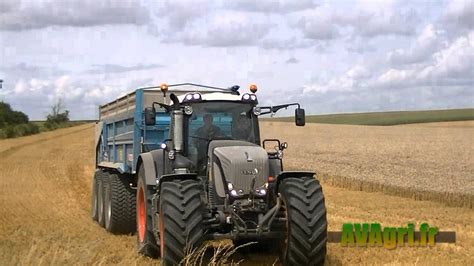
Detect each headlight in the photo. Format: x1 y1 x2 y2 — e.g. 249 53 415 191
184 105 193 115
255 183 268 196
241 93 257 103
183 93 202 102
253 107 261 115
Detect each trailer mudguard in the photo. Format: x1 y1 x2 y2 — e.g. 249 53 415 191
274 171 316 192
94 121 104 166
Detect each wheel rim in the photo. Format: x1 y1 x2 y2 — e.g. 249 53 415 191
92 179 98 217
159 207 164 257
98 181 104 221
281 197 289 260
105 184 111 226
137 186 146 242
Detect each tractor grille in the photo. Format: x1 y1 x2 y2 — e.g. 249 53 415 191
213 145 269 196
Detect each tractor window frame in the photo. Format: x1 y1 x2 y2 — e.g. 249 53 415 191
182 101 260 168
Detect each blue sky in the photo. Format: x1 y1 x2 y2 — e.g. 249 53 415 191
0 0 473 120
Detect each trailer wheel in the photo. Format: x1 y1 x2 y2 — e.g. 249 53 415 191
104 172 136 234
97 172 107 227
159 180 204 265
136 164 159 258
91 170 104 222
278 177 327 266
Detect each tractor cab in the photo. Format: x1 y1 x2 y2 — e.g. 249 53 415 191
182 95 261 175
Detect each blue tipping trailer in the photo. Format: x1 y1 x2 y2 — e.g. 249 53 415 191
95 87 193 174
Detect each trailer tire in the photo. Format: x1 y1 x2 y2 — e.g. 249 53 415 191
104 172 136 234
97 172 107 227
91 170 104 222
136 164 160 258
278 177 327 266
159 180 204 266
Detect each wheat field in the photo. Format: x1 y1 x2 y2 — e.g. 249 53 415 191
0 122 473 265
260 121 474 208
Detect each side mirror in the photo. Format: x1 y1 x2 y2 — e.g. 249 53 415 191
295 108 305 126
144 107 156 125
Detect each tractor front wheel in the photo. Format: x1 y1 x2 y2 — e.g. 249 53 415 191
159 179 204 265
278 177 327 266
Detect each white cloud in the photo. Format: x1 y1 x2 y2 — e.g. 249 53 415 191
443 0 474 30
377 68 412 87
388 24 445 65
0 0 150 31
285 57 299 64
303 65 371 93
156 0 210 30
1 0 472 119
335 3 419 37
425 31 474 79
293 7 340 40
378 31 474 88
166 12 274 47
225 0 317 13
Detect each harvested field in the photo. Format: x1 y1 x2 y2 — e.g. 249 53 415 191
0 123 473 265
269 108 474 126
260 121 474 208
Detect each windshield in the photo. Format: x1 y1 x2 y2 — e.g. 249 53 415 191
184 101 259 173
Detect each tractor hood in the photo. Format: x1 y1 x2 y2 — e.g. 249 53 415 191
209 141 269 197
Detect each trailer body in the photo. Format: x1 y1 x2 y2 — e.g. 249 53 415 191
95 88 193 174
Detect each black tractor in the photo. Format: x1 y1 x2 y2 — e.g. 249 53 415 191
92 83 327 265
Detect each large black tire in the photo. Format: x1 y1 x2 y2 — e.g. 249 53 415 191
136 164 160 258
97 172 107 227
278 177 327 266
91 170 104 222
104 172 136 234
159 180 204 265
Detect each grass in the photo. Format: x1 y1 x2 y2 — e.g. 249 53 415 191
181 241 258 265
266 108 474 126
0 120 91 139
31 120 92 132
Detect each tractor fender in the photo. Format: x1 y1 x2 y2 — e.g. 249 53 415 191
138 150 169 186
274 171 316 193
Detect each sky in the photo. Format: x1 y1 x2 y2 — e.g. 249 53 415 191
0 0 473 120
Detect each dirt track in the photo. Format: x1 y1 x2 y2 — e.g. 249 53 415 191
0 123 473 265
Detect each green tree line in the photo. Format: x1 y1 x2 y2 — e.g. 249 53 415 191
0 100 71 139
0 102 39 138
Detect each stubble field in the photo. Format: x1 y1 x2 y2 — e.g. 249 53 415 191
0 122 473 265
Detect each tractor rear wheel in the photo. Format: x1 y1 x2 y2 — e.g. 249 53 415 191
136 164 160 258
104 172 136 234
159 180 204 265
278 177 327 266
91 170 104 222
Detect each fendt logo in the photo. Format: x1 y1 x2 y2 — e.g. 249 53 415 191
241 168 258 176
